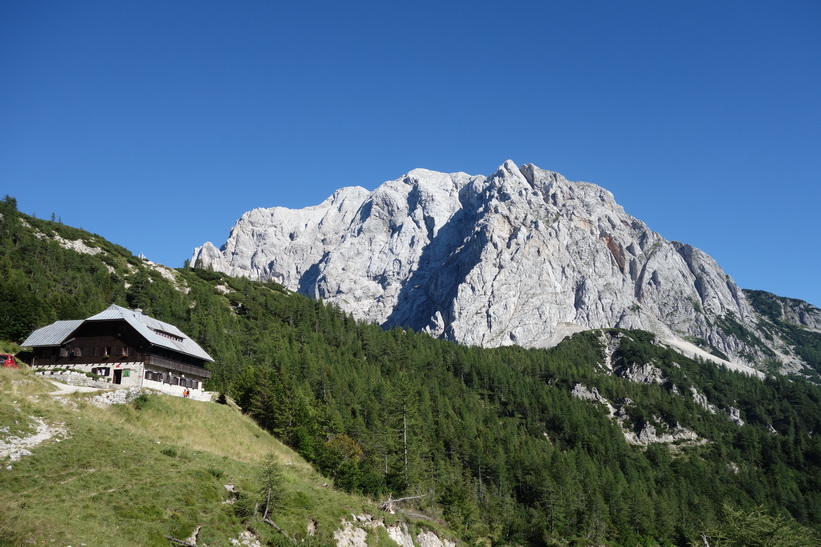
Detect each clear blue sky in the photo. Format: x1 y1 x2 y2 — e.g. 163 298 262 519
2 1 819 306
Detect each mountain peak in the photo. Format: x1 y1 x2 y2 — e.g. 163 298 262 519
494 159 528 183
500 159 521 173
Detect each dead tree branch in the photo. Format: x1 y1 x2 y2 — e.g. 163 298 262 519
380 492 429 513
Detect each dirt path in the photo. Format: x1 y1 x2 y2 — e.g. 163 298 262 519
48 380 101 395
0 381 84 464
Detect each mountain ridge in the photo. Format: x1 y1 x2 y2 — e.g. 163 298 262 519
193 161 821 377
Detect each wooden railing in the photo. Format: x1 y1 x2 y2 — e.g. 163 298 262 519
144 354 212 379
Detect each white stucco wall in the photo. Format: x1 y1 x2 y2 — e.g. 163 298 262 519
36 361 210 400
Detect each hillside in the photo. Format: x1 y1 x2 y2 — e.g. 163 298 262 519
0 368 447 546
2 196 821 545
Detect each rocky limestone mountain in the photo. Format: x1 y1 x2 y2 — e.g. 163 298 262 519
744 289 821 330
192 161 818 374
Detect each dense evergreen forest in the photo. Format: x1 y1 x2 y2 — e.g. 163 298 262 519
2 196 820 546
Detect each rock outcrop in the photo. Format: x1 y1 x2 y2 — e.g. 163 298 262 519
744 289 821 330
0 417 68 463
193 161 809 371
333 515 456 547
570 383 703 446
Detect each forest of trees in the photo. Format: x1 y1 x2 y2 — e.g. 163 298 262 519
2 196 820 545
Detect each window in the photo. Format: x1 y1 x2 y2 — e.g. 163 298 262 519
123 369 130 377
144 370 163 382
152 329 184 342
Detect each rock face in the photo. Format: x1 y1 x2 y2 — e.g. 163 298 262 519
743 289 821 330
192 161 803 370
333 515 456 547
570 383 703 446
616 363 666 385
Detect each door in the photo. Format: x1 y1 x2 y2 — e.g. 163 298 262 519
113 369 122 385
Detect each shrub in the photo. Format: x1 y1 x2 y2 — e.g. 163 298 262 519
132 393 152 410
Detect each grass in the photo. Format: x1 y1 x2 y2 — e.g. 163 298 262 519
0 367 380 546
0 340 22 354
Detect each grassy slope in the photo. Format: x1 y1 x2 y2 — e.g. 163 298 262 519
0 368 394 547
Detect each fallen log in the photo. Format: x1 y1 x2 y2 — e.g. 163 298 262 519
263 517 297 544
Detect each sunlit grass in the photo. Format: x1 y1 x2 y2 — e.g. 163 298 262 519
0 340 22 354
0 367 56 438
0 365 53 397
90 392 309 467
0 369 376 546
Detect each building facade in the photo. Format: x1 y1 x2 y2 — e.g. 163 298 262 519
23 305 213 398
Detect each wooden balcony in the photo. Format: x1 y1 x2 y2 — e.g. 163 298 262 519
143 354 212 379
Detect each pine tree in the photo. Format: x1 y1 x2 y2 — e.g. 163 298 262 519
257 452 284 520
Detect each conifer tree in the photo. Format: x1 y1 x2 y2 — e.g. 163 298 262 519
257 452 284 520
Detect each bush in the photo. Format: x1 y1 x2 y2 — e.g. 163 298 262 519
132 393 152 410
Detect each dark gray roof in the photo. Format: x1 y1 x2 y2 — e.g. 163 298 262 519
87 305 213 362
22 305 213 362
22 320 84 347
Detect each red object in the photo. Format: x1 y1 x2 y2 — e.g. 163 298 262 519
1 354 19 368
